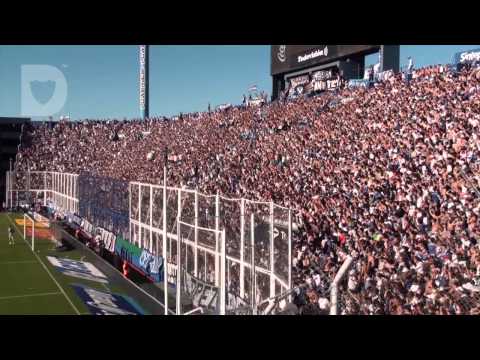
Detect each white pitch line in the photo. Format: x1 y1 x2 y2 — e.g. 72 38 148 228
6 213 81 315
0 292 61 301
0 260 38 265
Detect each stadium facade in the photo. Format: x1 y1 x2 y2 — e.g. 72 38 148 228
271 45 400 100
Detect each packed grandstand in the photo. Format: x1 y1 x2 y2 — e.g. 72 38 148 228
11 61 480 315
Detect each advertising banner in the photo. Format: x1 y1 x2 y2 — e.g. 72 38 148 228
249 98 264 107
72 284 144 315
32 211 50 226
15 218 50 229
217 103 232 110
348 79 370 88
115 236 162 282
139 45 146 111
80 219 94 238
288 75 310 97
97 227 116 253
377 69 394 82
183 271 219 311
67 212 83 228
312 70 332 81
271 45 378 75
453 48 480 65
46 256 109 284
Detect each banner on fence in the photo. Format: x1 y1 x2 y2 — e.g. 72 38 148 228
183 271 219 311
97 227 116 253
114 236 162 282
377 69 394 82
348 79 370 88
80 219 94 239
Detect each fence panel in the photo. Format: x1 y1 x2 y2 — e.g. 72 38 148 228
6 171 293 314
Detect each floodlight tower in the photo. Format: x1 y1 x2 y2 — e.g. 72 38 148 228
139 45 150 119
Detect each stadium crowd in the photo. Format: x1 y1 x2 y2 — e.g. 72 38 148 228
14 62 480 314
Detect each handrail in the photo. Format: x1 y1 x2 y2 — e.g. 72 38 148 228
183 307 204 315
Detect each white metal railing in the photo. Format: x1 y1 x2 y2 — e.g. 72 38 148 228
329 256 353 315
6 169 294 315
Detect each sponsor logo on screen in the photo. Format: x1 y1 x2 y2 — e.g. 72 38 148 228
453 48 480 65
47 256 109 283
297 46 329 63
277 45 286 63
460 50 480 63
72 284 144 315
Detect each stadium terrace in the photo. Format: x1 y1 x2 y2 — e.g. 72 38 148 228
4 58 480 315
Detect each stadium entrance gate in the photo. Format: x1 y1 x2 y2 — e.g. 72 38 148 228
6 170 293 315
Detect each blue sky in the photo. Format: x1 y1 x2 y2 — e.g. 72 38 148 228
0 45 478 121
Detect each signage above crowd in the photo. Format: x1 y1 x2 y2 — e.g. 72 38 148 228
453 48 480 66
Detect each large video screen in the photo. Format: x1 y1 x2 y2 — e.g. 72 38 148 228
271 45 379 75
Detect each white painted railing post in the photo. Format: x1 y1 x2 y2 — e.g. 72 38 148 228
288 209 292 302
251 212 257 315
176 217 182 315
215 191 220 287
270 202 275 298
150 185 153 253
163 167 168 315
220 229 226 315
194 189 198 277
240 198 245 299
330 256 353 315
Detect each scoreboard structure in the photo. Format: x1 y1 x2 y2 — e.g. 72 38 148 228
271 45 400 100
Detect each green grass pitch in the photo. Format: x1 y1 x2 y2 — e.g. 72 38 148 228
0 212 144 315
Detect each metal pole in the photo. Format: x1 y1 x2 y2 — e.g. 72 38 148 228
10 171 13 210
44 172 47 206
220 229 226 315
150 185 153 253
194 190 198 277
163 167 168 315
251 213 257 315
176 218 182 315
270 202 275 298
329 256 353 315
5 171 9 209
288 209 293 302
128 183 132 242
137 184 141 247
240 198 245 299
8 172 11 209
330 285 338 315
215 191 220 287
27 160 30 206
177 189 182 233
32 219 35 252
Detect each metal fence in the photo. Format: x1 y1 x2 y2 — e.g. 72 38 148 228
6 170 78 215
129 179 293 314
6 170 293 314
